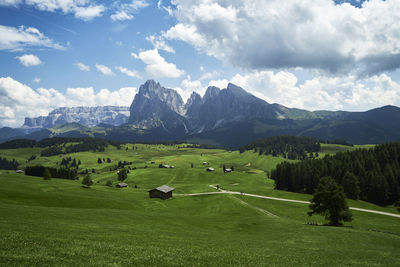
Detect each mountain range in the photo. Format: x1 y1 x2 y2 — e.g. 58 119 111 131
1 80 400 148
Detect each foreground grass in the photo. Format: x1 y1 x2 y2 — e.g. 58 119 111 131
0 144 399 266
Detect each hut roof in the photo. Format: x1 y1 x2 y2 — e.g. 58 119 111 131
149 185 174 193
116 183 128 188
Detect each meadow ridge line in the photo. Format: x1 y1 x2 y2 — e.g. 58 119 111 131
175 190 400 218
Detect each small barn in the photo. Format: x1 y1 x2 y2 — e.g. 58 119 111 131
116 183 128 188
15 170 24 174
148 185 174 200
206 167 215 172
224 168 232 173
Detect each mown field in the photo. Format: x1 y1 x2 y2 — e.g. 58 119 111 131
0 143 399 266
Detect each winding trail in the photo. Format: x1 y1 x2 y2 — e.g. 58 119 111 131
175 186 400 219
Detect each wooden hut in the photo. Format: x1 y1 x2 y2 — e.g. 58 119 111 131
148 185 174 200
116 183 128 188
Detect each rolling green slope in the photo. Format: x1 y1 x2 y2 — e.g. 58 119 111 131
0 144 399 266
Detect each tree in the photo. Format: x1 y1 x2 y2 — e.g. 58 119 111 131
118 169 128 181
97 158 102 164
191 163 194 168
308 176 352 226
342 171 360 200
43 168 51 180
82 174 93 187
105 180 113 187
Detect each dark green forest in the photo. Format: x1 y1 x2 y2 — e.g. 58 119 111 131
271 142 400 206
239 136 321 160
0 157 19 170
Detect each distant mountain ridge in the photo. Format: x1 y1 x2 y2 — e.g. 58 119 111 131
2 80 400 147
23 106 130 128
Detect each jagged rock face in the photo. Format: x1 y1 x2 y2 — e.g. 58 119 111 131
185 83 279 132
129 80 188 135
23 106 130 128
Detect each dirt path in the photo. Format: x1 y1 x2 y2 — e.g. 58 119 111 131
176 186 400 219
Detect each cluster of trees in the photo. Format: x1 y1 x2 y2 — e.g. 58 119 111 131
25 165 77 180
239 136 321 160
40 146 63 157
61 157 81 168
0 157 19 170
271 142 400 206
0 139 37 149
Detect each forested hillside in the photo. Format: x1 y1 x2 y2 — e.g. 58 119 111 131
239 136 321 160
271 142 400 206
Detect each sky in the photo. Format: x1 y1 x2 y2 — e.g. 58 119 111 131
1 0 400 127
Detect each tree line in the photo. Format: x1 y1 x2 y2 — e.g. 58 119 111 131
239 136 321 160
25 166 77 180
0 137 122 149
271 142 400 206
0 157 19 170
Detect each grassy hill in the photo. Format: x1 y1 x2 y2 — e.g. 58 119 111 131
0 143 399 266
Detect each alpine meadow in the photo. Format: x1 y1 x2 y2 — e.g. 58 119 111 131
1 0 400 266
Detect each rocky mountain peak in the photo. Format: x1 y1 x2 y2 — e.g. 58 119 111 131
203 86 220 102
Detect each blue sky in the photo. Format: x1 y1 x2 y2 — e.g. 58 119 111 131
1 0 400 127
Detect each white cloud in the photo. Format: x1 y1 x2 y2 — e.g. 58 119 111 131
131 49 184 78
166 0 400 75
0 0 21 6
111 10 133 21
96 64 114 76
146 35 175 53
0 76 136 127
74 62 90 72
207 70 400 111
110 0 149 21
73 4 105 21
0 25 64 51
33 77 40 83
16 54 42 66
25 0 104 21
116 66 141 78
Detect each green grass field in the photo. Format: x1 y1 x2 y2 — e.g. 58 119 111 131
0 143 399 266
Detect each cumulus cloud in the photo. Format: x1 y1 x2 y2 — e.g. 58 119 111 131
74 62 90 71
95 64 114 76
25 0 104 21
116 66 141 78
207 70 400 111
165 0 400 75
110 0 149 21
0 25 64 51
16 54 42 66
33 77 40 83
146 35 175 53
131 49 184 78
0 77 136 127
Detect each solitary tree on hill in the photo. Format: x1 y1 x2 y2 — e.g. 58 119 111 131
118 169 128 181
308 176 352 226
82 174 93 187
43 168 51 180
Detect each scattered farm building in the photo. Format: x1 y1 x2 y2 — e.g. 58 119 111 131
206 167 215 172
224 168 232 173
15 170 24 174
116 183 128 188
202 162 208 165
148 185 174 200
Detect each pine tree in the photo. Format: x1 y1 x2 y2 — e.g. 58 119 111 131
308 176 352 226
82 174 93 187
342 171 360 200
43 168 51 180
